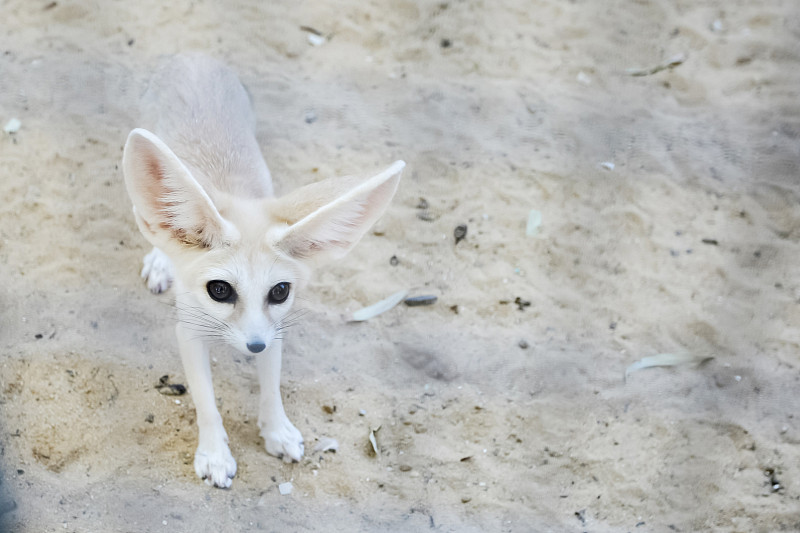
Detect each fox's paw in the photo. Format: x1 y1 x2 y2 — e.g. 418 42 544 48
260 416 304 463
194 445 237 489
141 247 173 294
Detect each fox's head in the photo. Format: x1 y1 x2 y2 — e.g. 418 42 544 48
122 128 404 355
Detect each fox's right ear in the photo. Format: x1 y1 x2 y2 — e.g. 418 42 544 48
271 161 405 264
122 128 236 250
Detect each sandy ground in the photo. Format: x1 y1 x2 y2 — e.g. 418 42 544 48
1 1 799 531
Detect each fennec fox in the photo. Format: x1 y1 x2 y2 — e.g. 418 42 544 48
122 55 404 488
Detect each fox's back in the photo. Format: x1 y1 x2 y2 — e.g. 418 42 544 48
141 54 273 198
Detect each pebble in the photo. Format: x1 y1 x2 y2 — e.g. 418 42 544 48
404 295 437 307
278 482 293 495
159 384 186 396
156 375 187 396
518 339 529 349
454 224 467 244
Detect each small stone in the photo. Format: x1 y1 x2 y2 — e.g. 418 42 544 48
156 375 187 396
389 255 399 266
145 414 155 423
278 482 293 495
461 496 471 503
518 339 529 349
404 295 437 307
454 224 467 244
398 464 412 472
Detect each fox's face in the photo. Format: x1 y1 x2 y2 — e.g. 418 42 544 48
176 241 307 355
122 128 404 354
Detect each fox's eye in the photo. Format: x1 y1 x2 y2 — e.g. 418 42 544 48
268 282 291 304
207 280 236 303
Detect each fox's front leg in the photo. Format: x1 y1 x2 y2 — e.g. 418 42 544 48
176 323 237 488
257 339 304 462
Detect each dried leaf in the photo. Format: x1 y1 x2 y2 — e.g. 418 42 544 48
352 291 407 321
369 425 381 456
625 352 713 381
312 437 339 454
526 210 542 237
627 53 687 76
3 118 21 134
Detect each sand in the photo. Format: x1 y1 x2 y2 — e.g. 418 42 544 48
1 1 799 531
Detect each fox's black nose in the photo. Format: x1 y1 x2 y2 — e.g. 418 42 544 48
246 341 266 353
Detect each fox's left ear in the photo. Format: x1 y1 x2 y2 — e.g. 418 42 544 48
271 161 405 262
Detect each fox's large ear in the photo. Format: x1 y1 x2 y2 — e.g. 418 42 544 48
271 161 405 262
122 128 235 250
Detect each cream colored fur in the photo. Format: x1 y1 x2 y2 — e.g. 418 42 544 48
122 54 404 488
